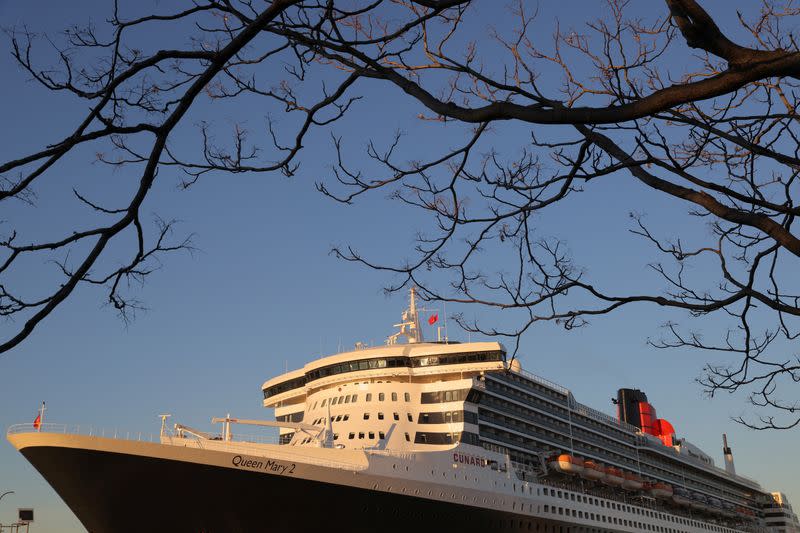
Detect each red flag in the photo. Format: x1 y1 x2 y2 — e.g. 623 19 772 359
428 314 438 325
33 413 41 430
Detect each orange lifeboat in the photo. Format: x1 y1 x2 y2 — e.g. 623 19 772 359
547 454 584 475
580 460 606 481
622 471 643 491
603 466 625 486
644 482 673 499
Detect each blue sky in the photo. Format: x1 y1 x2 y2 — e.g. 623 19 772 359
0 1 798 531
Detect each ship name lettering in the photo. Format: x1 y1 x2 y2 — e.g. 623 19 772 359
232 455 264 470
453 452 487 467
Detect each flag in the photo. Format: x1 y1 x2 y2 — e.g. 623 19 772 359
33 413 41 430
428 314 438 325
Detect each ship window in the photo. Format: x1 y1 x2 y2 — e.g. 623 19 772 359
393 412 399 421
358 432 365 439
359 361 369 370
378 412 384 420
335 415 342 422
333 434 339 440
391 392 398 401
338 395 345 404
343 414 349 421
364 413 370 420
379 432 385 440
366 393 372 401
405 432 410 442
404 392 410 402
344 395 351 404
379 393 385 401
369 432 375 439
348 432 355 439
407 413 413 422
321 399 327 407
352 394 358 402
331 397 338 405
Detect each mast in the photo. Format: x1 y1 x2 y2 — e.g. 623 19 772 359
386 287 424 345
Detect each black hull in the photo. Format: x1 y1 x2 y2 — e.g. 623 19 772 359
22 446 580 533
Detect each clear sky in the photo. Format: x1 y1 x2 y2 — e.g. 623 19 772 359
0 1 797 531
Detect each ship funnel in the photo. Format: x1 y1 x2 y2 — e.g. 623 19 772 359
722 433 736 475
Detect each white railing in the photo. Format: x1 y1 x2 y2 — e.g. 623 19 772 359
570 399 640 433
7 423 162 442
513 367 570 395
7 423 280 446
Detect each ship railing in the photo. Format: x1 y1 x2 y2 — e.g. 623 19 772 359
569 399 641 433
7 424 279 447
511 367 570 396
7 423 163 443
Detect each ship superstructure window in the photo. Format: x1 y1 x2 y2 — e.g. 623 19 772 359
407 413 413 422
302 351 504 384
404 392 410 401
420 388 473 404
276 411 304 423
378 412 384 420
414 431 479 445
379 393 385 401
391 392 398 401
364 413 370 420
417 410 474 424
393 412 399 421
405 432 410 441
366 393 372 401
379 431 385 440
348 432 355 439
263 375 307 399
369 432 375 439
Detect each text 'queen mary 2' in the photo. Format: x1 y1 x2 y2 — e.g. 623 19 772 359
8 289 799 533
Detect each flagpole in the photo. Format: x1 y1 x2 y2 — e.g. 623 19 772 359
38 402 45 432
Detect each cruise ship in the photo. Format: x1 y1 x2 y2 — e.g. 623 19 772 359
7 289 797 533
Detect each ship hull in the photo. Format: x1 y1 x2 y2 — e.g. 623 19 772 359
19 441 574 533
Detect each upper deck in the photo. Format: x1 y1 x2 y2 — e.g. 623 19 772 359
262 341 506 404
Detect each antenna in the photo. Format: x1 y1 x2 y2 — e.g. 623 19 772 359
386 287 424 345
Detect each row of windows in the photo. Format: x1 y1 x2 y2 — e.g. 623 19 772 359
414 431 480 446
421 388 481 404
276 411 304 423
263 351 504 398
418 410 477 424
311 414 350 425
313 391 412 409
540 487 739 532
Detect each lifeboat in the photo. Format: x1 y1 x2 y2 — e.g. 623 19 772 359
622 472 643 491
645 482 673 499
548 454 584 475
690 494 708 511
580 460 606 481
603 466 625 486
672 487 692 506
707 497 723 514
